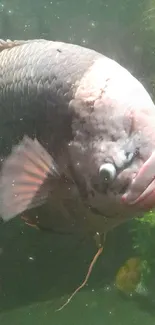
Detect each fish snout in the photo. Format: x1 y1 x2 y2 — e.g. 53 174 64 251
122 151 155 210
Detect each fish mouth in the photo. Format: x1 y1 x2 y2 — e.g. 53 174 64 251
122 151 155 209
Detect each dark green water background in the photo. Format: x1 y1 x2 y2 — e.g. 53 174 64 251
0 0 155 324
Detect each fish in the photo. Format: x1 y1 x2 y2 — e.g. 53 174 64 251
0 38 155 236
115 257 141 294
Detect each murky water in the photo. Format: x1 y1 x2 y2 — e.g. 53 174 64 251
0 219 154 325
0 0 155 324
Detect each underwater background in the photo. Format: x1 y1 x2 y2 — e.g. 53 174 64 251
1 0 155 324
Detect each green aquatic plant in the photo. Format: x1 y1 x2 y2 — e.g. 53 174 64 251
129 210 155 296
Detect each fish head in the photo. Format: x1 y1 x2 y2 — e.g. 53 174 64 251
68 57 155 222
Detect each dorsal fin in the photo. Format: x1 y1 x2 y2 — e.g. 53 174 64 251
0 39 46 53
0 39 26 52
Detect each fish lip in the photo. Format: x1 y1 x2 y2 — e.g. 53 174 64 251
122 151 155 209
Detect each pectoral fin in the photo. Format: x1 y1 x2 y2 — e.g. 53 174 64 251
0 136 59 221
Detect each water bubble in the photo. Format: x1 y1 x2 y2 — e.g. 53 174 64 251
68 35 75 43
0 3 4 12
109 309 115 316
89 20 97 28
7 9 14 16
81 38 88 45
24 24 31 32
104 284 112 292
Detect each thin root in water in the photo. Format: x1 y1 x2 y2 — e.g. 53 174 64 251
56 245 103 311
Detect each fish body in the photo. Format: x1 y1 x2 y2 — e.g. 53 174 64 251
0 39 155 235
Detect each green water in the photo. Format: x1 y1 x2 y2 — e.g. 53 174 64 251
1 0 155 324
0 220 154 325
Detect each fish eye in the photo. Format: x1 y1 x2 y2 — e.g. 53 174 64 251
99 163 116 184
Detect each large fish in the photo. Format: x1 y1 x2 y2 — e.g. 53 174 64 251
0 38 155 236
